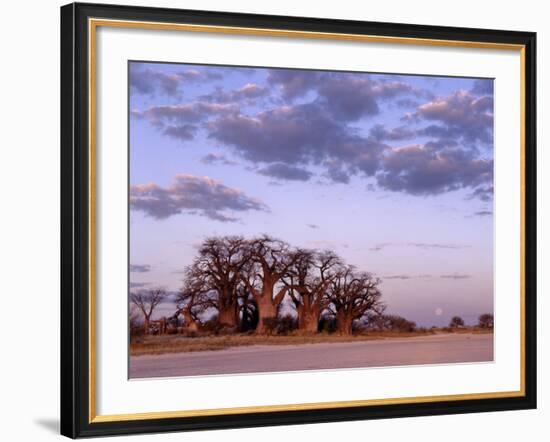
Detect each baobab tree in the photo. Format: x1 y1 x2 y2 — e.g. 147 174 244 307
242 235 298 334
285 249 341 333
184 236 250 329
235 261 259 331
130 287 167 334
325 266 384 335
175 278 207 332
172 235 387 336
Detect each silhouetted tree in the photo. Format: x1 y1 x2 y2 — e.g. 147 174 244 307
183 236 250 329
242 235 298 333
366 314 416 332
175 278 206 332
449 316 465 328
130 287 166 334
325 265 384 335
171 235 387 337
478 313 494 328
285 249 341 333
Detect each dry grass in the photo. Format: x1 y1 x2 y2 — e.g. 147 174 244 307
131 330 434 356
130 328 493 356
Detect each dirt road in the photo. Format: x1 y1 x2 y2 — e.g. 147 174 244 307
129 333 493 378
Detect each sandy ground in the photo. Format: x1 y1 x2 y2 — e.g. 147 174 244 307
129 332 493 378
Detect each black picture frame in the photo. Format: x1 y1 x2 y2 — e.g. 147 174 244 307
61 2 537 438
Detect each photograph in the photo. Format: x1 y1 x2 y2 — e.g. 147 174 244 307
128 61 495 379
55 1 537 438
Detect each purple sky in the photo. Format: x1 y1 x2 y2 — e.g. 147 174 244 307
129 61 494 327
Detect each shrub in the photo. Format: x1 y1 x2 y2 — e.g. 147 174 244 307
200 316 220 334
449 316 465 328
365 314 416 332
478 313 494 328
276 315 298 334
318 316 337 333
261 317 279 334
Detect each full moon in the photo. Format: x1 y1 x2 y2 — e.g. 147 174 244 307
435 308 443 316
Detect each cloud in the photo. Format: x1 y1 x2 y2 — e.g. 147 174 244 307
130 264 151 273
440 273 471 279
134 102 238 126
267 70 423 121
130 174 268 221
409 242 465 250
132 102 238 142
370 242 466 251
407 90 494 144
267 69 321 100
471 79 494 95
323 160 352 184
257 163 313 181
200 152 238 166
130 65 183 96
206 77 492 197
130 282 149 288
208 102 384 178
162 124 197 141
129 65 223 96
473 210 493 217
376 144 493 196
201 83 268 103
468 185 494 202
132 66 493 200
383 273 434 280
316 75 381 121
369 124 415 141
395 98 421 108
306 240 349 250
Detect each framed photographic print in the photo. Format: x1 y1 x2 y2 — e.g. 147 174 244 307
60 2 537 438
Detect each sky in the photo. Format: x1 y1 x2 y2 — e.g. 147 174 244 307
129 61 494 327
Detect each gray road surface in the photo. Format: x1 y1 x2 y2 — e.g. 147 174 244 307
130 333 493 379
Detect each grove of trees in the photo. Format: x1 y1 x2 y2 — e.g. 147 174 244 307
174 235 385 336
130 235 495 337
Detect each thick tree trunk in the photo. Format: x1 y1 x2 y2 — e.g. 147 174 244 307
256 293 278 334
143 316 150 335
182 311 198 332
218 303 237 329
297 304 320 333
336 313 353 336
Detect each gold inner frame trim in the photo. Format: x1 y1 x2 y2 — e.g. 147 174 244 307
88 17 527 424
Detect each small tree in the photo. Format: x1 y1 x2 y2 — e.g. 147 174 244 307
325 265 384 336
130 288 167 334
478 313 494 328
449 316 465 329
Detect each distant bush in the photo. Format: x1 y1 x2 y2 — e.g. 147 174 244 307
449 316 465 328
478 313 494 328
261 317 279 334
318 316 337 333
200 316 220 334
276 315 298 334
366 314 417 332
130 314 144 337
